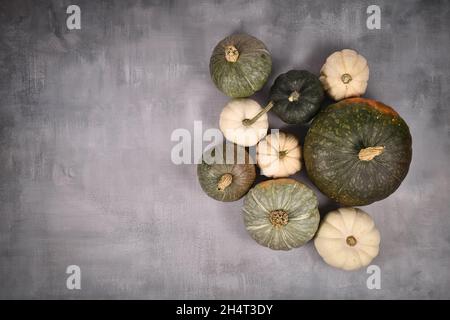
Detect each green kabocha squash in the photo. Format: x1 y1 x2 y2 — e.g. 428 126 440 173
197 143 256 202
269 70 324 124
243 178 320 250
304 98 412 206
209 34 272 98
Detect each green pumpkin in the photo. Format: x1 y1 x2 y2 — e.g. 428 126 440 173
304 98 412 206
269 70 324 124
243 178 320 250
209 34 272 98
197 143 256 202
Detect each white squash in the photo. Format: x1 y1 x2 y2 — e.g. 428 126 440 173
314 207 380 271
257 131 301 178
219 98 273 147
319 49 369 101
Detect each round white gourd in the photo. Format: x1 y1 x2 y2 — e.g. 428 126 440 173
219 98 271 147
314 207 380 271
257 131 301 178
319 49 369 101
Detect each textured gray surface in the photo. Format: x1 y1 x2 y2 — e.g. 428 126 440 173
0 0 449 299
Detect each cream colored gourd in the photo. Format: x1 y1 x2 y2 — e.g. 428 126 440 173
257 132 301 178
320 49 369 101
219 98 272 147
314 207 380 271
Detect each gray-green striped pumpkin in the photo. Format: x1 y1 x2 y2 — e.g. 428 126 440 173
197 143 256 202
304 98 412 206
209 34 272 98
270 70 324 124
243 178 320 250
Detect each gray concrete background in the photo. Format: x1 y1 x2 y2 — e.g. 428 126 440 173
0 0 449 299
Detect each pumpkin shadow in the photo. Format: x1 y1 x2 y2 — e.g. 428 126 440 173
319 95 335 111
317 198 340 219
278 123 309 144
253 167 271 185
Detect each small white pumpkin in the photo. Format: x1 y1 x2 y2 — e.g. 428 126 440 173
257 131 301 178
219 98 273 147
319 49 369 101
314 207 380 271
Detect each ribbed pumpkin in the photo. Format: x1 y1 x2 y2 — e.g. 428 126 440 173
314 207 380 271
209 34 272 98
197 143 256 202
219 98 269 147
257 131 302 178
304 98 412 206
269 70 324 124
243 179 320 250
319 49 369 101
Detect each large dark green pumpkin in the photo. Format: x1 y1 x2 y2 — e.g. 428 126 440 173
209 34 272 98
304 98 412 206
197 143 256 202
270 70 324 124
243 178 320 250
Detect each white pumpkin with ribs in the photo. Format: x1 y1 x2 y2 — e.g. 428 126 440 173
320 49 369 101
257 131 301 178
314 207 380 271
219 98 271 147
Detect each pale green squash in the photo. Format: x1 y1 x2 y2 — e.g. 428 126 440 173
243 178 320 250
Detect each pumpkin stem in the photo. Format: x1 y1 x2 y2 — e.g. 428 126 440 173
217 173 233 191
242 101 274 126
341 73 352 84
358 146 385 161
224 45 239 63
269 210 289 228
278 150 288 159
288 90 300 102
346 235 357 247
